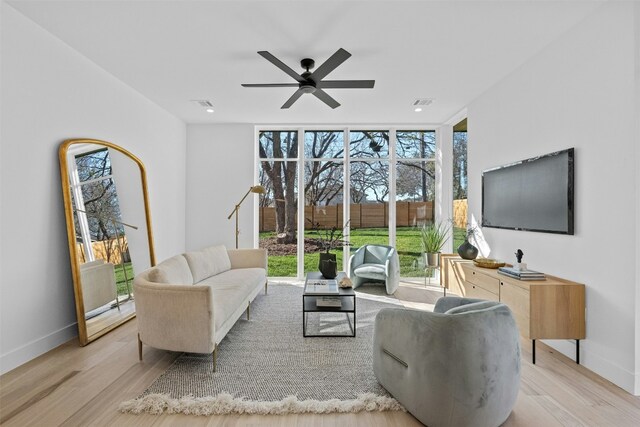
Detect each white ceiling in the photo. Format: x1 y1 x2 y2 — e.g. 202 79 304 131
8 0 603 125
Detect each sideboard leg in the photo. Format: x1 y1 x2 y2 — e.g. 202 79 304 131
576 340 580 364
532 339 536 364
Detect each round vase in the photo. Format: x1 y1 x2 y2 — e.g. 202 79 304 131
457 239 479 260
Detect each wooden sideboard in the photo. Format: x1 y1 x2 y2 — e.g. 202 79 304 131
441 257 586 364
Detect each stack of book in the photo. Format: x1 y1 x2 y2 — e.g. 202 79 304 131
305 279 339 294
498 266 546 281
316 296 342 307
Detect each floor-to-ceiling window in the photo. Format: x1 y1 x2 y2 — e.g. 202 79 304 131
303 131 345 273
257 130 298 277
348 131 390 262
453 119 468 249
256 127 441 279
395 131 436 276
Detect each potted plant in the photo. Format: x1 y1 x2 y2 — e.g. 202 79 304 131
309 220 350 279
421 221 452 267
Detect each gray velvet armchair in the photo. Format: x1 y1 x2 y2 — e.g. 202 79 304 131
373 297 521 427
349 244 399 294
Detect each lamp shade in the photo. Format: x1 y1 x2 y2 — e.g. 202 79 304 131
250 185 266 194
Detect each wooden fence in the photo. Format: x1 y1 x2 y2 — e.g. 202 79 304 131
259 199 468 231
76 236 130 264
260 202 434 231
453 199 468 228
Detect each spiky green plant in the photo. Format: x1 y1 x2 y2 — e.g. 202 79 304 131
421 221 452 253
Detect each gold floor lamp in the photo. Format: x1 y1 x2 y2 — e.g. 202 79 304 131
227 185 266 249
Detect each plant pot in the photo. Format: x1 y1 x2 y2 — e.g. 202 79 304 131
318 253 337 279
457 238 479 260
424 252 440 267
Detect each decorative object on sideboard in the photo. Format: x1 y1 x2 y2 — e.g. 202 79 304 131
227 185 266 249
514 249 527 270
457 225 479 260
473 258 506 269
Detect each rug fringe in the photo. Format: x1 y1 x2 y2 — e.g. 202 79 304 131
119 392 405 416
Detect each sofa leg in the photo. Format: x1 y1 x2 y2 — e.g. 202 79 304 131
247 302 251 320
137 333 142 361
212 345 217 372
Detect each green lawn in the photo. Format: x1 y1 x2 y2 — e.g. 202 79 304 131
113 262 134 296
261 227 465 277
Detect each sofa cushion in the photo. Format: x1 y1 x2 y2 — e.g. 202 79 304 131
199 268 266 296
184 245 231 283
211 286 250 332
147 255 194 285
354 263 387 280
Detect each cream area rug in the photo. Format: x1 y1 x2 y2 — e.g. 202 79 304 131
119 283 405 416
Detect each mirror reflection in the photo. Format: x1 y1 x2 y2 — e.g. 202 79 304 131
60 139 155 345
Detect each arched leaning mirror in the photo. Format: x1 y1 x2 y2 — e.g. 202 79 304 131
59 139 156 345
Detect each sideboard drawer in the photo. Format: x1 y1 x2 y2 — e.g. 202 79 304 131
463 265 500 295
500 281 531 338
465 282 500 302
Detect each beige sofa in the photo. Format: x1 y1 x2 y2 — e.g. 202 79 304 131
80 259 117 313
134 245 267 370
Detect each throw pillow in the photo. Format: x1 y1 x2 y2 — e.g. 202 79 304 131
184 245 231 283
147 255 194 285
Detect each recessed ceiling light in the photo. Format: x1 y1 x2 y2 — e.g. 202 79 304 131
414 107 422 112
206 108 215 113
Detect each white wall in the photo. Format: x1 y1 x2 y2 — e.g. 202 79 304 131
185 124 255 251
0 3 187 374
467 2 638 393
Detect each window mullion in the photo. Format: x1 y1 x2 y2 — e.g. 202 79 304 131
343 127 351 273
297 128 305 280
389 129 396 248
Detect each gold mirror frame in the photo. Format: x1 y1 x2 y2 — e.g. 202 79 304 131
59 138 156 345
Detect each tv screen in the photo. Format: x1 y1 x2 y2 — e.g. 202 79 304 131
482 148 574 234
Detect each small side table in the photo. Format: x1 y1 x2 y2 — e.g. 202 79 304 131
303 272 356 337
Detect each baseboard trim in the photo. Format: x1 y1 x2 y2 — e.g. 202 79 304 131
543 339 638 395
0 323 77 375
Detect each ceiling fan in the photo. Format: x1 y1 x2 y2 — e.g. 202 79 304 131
241 48 375 109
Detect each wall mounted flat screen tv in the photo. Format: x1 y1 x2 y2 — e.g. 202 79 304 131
482 148 574 234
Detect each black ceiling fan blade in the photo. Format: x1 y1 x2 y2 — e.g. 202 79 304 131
281 88 305 109
310 48 351 81
258 51 305 83
313 89 340 109
318 80 375 89
242 83 300 87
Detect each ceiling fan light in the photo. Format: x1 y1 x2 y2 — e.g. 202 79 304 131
300 85 316 94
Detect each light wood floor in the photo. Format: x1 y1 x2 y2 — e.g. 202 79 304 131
2 282 640 426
